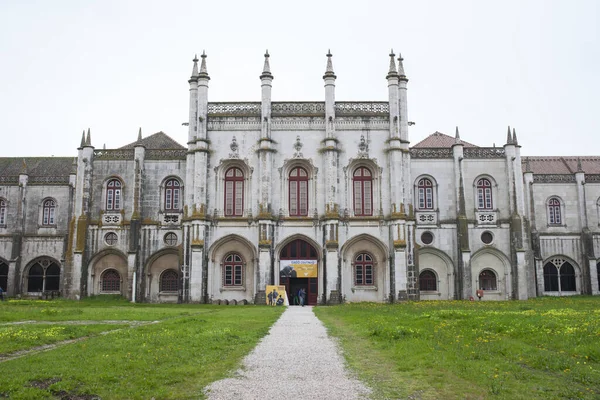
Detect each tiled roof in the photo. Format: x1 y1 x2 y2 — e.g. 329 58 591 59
0 157 76 177
523 156 600 174
412 131 478 148
119 131 185 150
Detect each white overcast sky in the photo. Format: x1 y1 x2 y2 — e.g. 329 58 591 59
0 0 598 157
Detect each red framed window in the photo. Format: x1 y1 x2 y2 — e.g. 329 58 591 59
165 179 181 211
479 270 497 290
160 269 179 292
42 199 56 225
548 198 561 225
101 269 121 292
477 178 493 210
419 270 437 291
0 199 6 225
289 167 309 216
106 179 122 211
353 167 373 216
417 178 433 210
224 168 244 216
223 253 243 286
354 253 374 286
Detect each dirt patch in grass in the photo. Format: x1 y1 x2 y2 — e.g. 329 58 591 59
27 378 100 399
28 377 61 389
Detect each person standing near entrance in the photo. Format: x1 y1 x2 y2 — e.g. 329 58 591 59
298 287 306 307
0 286 4 301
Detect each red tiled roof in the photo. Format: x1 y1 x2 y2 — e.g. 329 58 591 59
523 157 600 174
412 132 478 148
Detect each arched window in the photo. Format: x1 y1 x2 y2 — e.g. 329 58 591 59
164 179 181 211
42 199 56 225
476 178 493 210
0 199 6 225
544 260 577 292
160 269 179 292
548 198 561 225
0 261 8 293
224 168 244 216
543 263 559 291
101 269 121 292
479 270 497 291
419 270 437 291
354 253 374 286
353 167 373 216
106 179 122 211
26 259 60 293
417 178 434 210
289 167 309 216
223 253 243 286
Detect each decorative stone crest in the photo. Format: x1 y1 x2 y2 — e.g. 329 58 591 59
293 135 303 158
229 136 239 158
357 134 368 158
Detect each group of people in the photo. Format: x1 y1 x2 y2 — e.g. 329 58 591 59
267 287 306 307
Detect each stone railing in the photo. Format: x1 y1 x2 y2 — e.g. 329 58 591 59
29 176 70 185
415 211 438 225
533 174 577 183
410 148 453 159
208 102 261 116
335 102 389 116
584 174 600 183
0 176 19 184
94 149 135 160
475 211 497 225
102 213 122 226
463 148 505 159
272 102 325 116
146 149 188 160
160 212 182 226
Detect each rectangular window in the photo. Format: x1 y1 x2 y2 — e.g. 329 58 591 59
166 189 172 210
43 207 50 225
290 183 298 215
173 189 180 210
355 265 363 285
225 181 233 215
425 188 432 209
364 181 372 215
299 181 308 216
365 265 373 285
0 207 5 225
234 265 242 285
354 181 362 215
224 265 233 286
235 181 243 216
418 188 425 209
114 189 121 210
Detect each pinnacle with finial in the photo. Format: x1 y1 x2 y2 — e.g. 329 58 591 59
86 128 91 146
506 126 512 144
80 130 86 147
455 126 461 141
137 127 142 142
577 157 583 172
512 128 518 145
190 54 199 78
324 50 336 79
397 53 406 78
387 50 399 79
261 49 273 79
199 50 210 79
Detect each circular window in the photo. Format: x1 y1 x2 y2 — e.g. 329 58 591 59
421 231 434 245
481 231 493 244
164 232 178 246
104 232 118 246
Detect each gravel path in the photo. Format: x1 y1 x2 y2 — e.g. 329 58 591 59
204 306 371 399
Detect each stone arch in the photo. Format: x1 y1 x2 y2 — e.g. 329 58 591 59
207 234 257 304
340 234 388 302
418 247 454 300
279 158 318 217
344 158 382 217
541 255 581 295
23 256 62 294
145 248 181 303
413 174 439 211
88 249 128 297
471 247 511 300
160 175 184 212
213 159 253 218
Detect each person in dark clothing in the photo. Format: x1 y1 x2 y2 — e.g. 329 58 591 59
298 287 306 306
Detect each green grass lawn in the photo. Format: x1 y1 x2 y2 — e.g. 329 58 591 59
314 297 600 400
0 297 284 399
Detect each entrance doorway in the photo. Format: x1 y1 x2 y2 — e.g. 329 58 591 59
279 239 318 306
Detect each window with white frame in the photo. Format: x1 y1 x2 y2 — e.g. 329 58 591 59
548 197 562 225
476 178 493 210
224 168 244 216
353 167 373 216
106 179 122 211
417 178 434 210
42 199 56 226
164 179 181 211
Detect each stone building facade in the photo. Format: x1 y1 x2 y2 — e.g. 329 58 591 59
0 51 599 304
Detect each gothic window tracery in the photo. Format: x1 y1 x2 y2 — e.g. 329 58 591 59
27 259 60 292
224 167 244 216
417 178 434 210
42 199 56 226
223 253 243 286
289 167 309 216
548 197 562 225
476 178 493 210
354 252 374 286
353 167 373 216
543 259 577 292
164 178 181 211
106 179 122 211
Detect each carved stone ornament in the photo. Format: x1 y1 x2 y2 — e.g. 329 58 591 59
357 134 368 158
229 136 239 158
293 135 303 158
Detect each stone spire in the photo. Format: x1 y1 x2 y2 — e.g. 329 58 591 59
397 53 407 81
137 127 142 142
80 130 86 147
455 126 461 141
260 50 273 79
386 49 398 79
190 54 199 80
506 126 512 144
323 49 336 79
199 50 210 80
512 128 518 145
86 128 92 146
577 157 584 172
